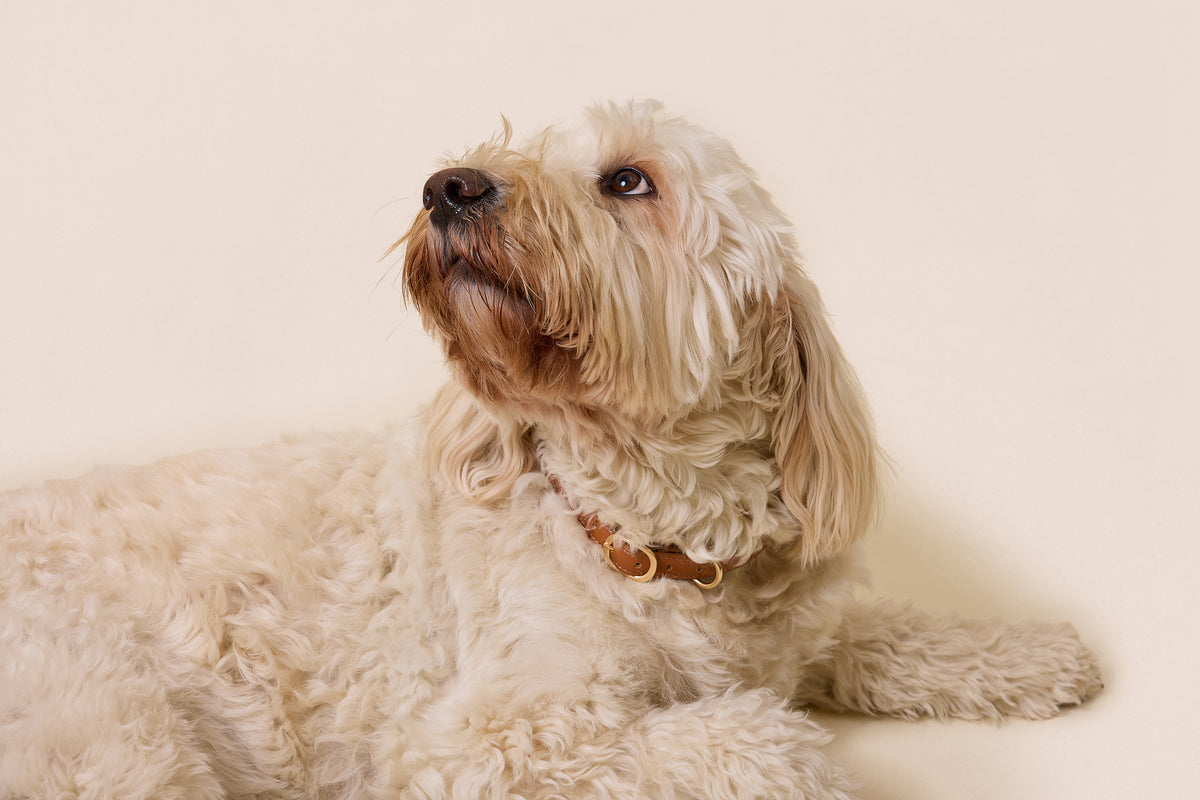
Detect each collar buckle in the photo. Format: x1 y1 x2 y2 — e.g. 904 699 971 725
602 537 658 582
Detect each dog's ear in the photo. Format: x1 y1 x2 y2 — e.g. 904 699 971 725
424 383 533 504
769 274 881 565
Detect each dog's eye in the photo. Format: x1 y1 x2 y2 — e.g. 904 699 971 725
608 167 653 196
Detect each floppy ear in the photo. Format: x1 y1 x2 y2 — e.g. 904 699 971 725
770 273 881 565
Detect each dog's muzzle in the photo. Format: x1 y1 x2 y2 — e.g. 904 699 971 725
422 167 496 228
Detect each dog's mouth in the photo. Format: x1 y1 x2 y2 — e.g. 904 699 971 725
406 222 550 368
403 205 535 321
441 255 537 328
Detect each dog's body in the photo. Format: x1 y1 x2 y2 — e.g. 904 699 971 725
0 103 1100 799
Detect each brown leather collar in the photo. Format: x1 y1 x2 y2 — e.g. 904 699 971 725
548 475 755 589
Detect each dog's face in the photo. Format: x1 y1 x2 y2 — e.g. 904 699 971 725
402 102 796 424
402 102 878 563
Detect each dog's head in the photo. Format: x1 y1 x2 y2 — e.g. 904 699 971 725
401 102 879 564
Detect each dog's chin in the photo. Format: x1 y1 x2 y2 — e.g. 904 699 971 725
434 260 576 407
402 213 579 410
442 259 528 323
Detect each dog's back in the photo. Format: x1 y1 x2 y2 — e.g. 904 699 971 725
0 428 420 798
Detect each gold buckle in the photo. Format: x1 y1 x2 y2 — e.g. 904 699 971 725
692 562 724 589
602 537 657 582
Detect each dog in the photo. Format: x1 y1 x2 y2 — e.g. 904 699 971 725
0 101 1101 799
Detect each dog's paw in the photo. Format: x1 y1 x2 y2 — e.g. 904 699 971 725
991 621 1104 720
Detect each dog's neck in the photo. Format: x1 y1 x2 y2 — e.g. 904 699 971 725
534 398 796 566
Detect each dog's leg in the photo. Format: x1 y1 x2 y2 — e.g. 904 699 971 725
395 689 855 800
793 597 1103 721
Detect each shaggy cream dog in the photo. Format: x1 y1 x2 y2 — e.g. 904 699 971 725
0 102 1101 799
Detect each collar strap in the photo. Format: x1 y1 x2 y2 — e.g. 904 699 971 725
548 475 755 589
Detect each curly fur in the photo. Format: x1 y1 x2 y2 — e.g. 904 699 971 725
0 102 1101 799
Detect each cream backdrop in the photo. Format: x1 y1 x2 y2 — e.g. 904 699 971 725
2 2 1196 798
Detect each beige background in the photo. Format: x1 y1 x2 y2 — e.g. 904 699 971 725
2 2 1197 797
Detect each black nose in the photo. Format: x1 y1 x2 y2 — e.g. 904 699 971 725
422 168 495 227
